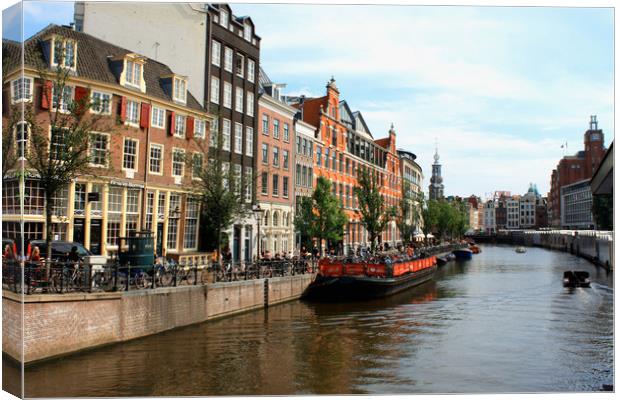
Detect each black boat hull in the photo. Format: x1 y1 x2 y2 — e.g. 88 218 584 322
301 265 437 302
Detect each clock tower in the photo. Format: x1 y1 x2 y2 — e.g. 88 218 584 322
428 142 444 200
584 115 605 177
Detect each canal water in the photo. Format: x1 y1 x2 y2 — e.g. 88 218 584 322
7 245 614 396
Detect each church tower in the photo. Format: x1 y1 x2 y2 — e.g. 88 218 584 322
429 142 444 200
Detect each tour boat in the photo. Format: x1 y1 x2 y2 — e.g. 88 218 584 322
563 271 591 288
452 248 473 260
301 255 438 301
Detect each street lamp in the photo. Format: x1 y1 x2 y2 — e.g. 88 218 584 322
252 204 263 262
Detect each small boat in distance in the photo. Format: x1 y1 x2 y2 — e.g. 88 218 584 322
515 247 527 253
453 248 473 260
563 271 591 288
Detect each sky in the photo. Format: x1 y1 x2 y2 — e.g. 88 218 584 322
2 1 614 199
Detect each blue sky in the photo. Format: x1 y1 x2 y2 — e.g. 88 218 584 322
3 1 614 199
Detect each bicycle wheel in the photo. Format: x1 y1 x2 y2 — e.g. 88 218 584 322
160 270 174 286
133 271 150 289
186 268 196 285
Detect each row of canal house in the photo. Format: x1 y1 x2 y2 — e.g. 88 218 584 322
3 3 415 260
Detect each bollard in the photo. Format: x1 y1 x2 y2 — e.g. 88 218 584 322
173 264 178 287
113 263 119 291
126 264 130 291
87 264 92 293
152 265 156 289
194 265 198 285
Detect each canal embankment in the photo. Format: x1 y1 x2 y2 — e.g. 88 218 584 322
470 230 614 271
3 273 314 364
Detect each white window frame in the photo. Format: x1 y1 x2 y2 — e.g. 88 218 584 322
52 85 74 114
125 99 140 127
192 152 203 180
16 122 29 160
244 166 253 203
122 137 139 172
173 77 187 104
51 38 77 70
89 131 110 168
90 90 112 115
246 91 254 117
222 119 231 151
234 122 243 154
212 40 221 66
223 82 232 109
174 114 186 138
224 47 233 72
149 143 164 175
247 59 255 83
283 123 290 142
11 76 33 103
220 9 229 28
243 23 252 42
245 127 253 157
125 59 142 88
194 119 206 139
235 86 244 113
171 148 185 178
236 53 244 78
210 76 220 104
151 105 165 129
210 118 219 148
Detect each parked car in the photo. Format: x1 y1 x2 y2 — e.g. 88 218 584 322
27 240 92 262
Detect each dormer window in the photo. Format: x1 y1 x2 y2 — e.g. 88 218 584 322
173 76 187 104
125 59 142 88
51 37 77 70
243 23 252 42
220 9 228 28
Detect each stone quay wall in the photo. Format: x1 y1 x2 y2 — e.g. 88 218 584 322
3 274 315 364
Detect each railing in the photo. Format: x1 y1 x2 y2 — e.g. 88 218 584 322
2 258 318 295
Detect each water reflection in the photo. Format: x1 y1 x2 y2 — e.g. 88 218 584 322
8 245 613 396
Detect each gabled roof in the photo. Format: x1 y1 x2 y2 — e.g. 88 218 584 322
4 24 205 112
352 111 372 138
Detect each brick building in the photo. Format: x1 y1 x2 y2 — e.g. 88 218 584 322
548 116 606 227
2 25 213 259
398 149 424 238
292 78 402 252
256 69 296 256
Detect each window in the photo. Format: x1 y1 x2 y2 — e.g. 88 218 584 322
150 106 165 128
324 148 329 168
302 166 307 187
235 87 244 113
125 59 142 87
173 77 187 103
296 164 301 185
273 212 279 227
262 114 269 135
172 148 185 177
272 174 279 196
211 40 221 66
222 162 230 189
191 153 203 180
210 76 220 104
244 167 253 202
183 198 199 249
50 127 66 160
126 99 139 125
123 138 138 170
261 172 268 195
283 177 289 198
52 85 73 113
233 164 242 194
283 150 289 169
106 187 123 246
317 146 322 165
222 119 231 151
272 146 279 167
246 92 254 116
220 9 229 27
262 143 268 164
247 59 255 83
302 138 307 156
91 91 111 114
90 184 103 217
194 119 206 139
174 114 186 137
11 77 33 103
243 22 252 42
235 54 244 77
246 127 253 157
223 82 232 108
234 123 243 154
52 38 76 69
16 122 28 160
296 136 302 154
149 143 163 174
210 118 219 148
283 123 290 142
224 47 233 72
74 183 86 216
89 133 108 166
273 119 280 139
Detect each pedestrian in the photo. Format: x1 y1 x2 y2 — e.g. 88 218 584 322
30 246 42 262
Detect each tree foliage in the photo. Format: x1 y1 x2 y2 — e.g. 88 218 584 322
421 198 468 243
354 168 395 251
294 176 347 255
396 182 423 245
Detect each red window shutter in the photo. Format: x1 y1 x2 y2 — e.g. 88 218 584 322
186 116 194 139
140 103 151 129
40 80 53 110
119 96 127 122
74 86 89 115
168 111 176 136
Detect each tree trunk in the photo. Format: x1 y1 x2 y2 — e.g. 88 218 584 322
45 191 54 282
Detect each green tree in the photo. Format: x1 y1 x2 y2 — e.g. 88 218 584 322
354 168 395 252
4 44 111 263
421 199 440 244
396 182 418 245
592 194 613 230
294 176 346 256
294 196 315 251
